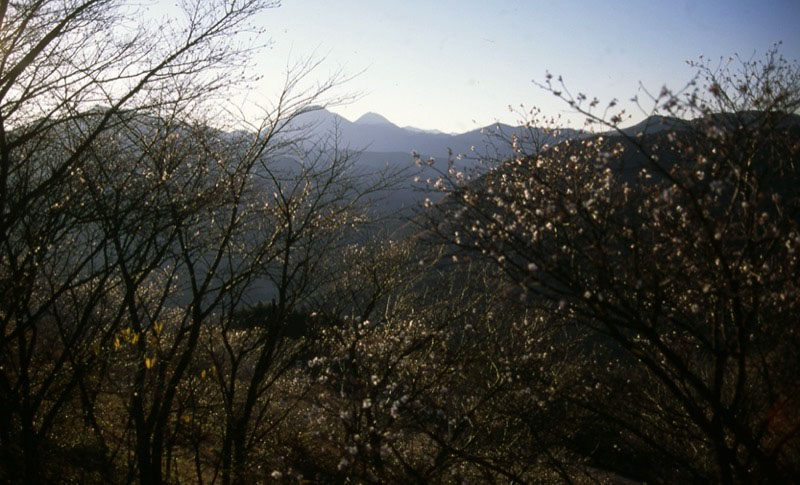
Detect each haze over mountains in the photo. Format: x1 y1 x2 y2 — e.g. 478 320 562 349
283 107 590 216
293 108 800 160
284 107 750 216
293 106 553 159
286 107 539 214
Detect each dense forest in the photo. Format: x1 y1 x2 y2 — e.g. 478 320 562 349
1 1 798 483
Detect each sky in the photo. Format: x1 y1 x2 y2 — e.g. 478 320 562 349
238 0 799 133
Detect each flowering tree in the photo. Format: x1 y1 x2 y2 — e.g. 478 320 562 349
424 48 800 482
246 237 594 482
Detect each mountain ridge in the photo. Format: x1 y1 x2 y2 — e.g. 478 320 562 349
353 112 395 126
292 107 579 158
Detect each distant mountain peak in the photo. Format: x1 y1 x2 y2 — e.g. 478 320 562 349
354 112 394 126
403 126 452 136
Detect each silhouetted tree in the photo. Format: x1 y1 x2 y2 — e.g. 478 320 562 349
0 1 365 483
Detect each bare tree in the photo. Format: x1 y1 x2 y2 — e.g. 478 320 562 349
0 1 371 483
194 128 403 484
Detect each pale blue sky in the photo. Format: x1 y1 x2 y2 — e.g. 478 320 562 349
242 1 799 132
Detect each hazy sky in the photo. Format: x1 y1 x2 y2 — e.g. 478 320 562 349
243 0 799 133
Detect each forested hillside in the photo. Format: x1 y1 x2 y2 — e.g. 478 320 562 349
0 1 798 483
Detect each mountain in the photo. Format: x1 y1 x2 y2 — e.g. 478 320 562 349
292 108 578 159
354 112 395 126
403 126 451 135
280 108 584 217
618 115 686 137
